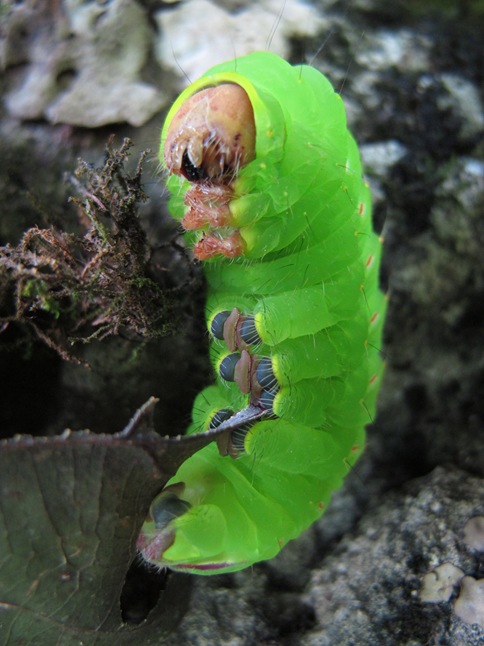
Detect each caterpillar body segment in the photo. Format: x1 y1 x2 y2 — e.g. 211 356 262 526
138 52 386 574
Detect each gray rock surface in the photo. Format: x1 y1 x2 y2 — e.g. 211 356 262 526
3 0 165 126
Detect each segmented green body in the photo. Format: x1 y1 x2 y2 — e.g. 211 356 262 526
138 52 386 574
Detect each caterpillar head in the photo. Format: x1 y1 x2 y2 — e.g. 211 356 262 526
164 84 256 184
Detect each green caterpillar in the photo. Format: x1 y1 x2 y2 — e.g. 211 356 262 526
137 51 386 574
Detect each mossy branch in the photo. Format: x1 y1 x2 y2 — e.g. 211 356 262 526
0 137 192 363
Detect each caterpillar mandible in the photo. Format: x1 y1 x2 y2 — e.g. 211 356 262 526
138 51 387 574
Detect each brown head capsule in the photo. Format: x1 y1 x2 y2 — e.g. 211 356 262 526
164 84 256 184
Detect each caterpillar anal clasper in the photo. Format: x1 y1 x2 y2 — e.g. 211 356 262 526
138 52 387 574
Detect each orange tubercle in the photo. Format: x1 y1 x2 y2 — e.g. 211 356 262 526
182 184 234 230
193 232 245 260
